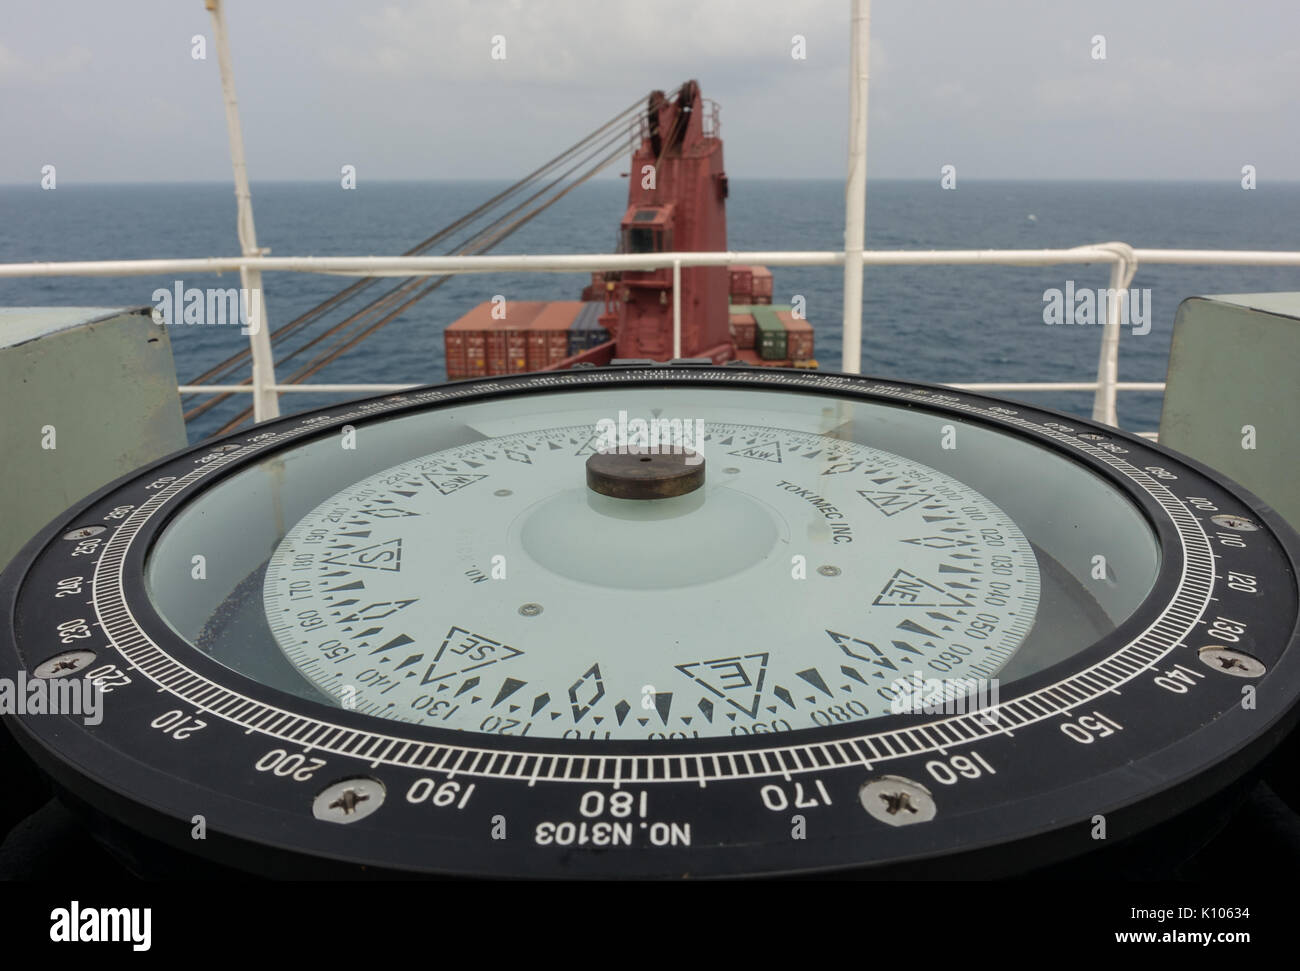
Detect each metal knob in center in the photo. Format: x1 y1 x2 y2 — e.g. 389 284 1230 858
585 450 705 499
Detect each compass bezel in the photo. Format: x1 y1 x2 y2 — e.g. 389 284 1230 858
3 364 1297 878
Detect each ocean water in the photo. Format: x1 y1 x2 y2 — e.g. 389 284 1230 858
2 179 1298 442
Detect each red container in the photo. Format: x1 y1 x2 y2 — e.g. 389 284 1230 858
750 266 773 303
485 319 507 375
729 311 756 350
778 310 814 361
445 305 491 379
493 302 545 375
446 300 546 378
729 265 753 300
527 302 585 370
445 328 467 379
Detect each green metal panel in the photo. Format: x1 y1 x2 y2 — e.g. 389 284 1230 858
0 307 187 569
1159 294 1300 530
751 306 787 360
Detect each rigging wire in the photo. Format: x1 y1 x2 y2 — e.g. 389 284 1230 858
208 123 638 434
187 118 639 424
182 95 648 412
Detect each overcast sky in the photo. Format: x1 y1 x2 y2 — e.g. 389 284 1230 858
2 0 1298 184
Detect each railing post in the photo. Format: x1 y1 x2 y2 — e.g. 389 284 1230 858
672 258 682 358
206 0 280 423
1090 243 1138 426
840 0 871 375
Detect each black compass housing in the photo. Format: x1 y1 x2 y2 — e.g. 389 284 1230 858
1 364 1298 879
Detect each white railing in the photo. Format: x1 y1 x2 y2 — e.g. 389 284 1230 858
4 245 1300 432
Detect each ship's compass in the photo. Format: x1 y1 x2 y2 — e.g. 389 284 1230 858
2 364 1298 877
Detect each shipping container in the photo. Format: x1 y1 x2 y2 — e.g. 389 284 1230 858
729 265 753 301
487 302 544 375
446 301 546 379
527 302 584 370
752 305 787 360
777 309 814 360
522 301 579 369
445 304 491 380
729 310 756 350
506 302 550 374
750 266 773 304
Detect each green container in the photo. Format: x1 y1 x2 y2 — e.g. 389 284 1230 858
752 306 787 360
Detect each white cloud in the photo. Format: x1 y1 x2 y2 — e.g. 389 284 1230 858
0 41 92 83
322 0 843 83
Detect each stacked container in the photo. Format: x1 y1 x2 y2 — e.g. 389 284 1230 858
527 302 582 371
777 309 814 360
728 265 753 302
752 305 788 360
729 310 756 349
445 301 544 379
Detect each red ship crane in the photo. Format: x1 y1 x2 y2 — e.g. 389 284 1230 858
612 80 731 362
444 81 813 379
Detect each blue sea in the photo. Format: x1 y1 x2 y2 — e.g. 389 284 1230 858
2 180 1298 442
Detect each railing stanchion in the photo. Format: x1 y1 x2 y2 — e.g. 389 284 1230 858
840 0 871 375
1090 243 1138 426
673 259 682 358
206 0 280 423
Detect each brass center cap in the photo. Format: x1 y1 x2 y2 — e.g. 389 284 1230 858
585 450 705 499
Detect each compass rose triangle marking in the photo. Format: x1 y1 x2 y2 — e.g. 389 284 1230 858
339 599 417 623
369 633 415 656
323 579 366 592
653 691 674 726
901 535 976 549
796 668 833 697
820 460 863 475
896 618 941 638
825 629 925 672
857 490 935 516
574 433 604 456
675 654 769 718
353 504 418 520
727 440 782 463
364 625 531 687
421 471 488 495
490 677 527 708
873 569 973 607
320 538 403 571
